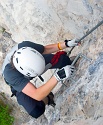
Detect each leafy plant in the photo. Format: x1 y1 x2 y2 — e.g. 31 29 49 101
0 99 14 125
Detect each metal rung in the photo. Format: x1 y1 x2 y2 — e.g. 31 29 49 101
71 53 92 66
64 53 92 86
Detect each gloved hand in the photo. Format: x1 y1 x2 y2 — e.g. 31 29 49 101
54 65 75 81
65 38 78 47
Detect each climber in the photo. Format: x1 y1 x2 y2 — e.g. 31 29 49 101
2 39 78 118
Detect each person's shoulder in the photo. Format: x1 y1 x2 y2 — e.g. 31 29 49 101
18 41 44 53
4 63 12 71
4 63 22 79
3 63 30 91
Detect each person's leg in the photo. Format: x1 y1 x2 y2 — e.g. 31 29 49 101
43 53 72 69
16 91 55 118
51 54 72 69
29 101 45 118
16 92 45 118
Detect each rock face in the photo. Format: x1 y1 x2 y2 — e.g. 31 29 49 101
0 0 103 125
0 0 102 43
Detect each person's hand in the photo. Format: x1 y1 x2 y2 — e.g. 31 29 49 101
54 65 75 81
65 38 78 47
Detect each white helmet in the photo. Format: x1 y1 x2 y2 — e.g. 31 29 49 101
13 47 45 77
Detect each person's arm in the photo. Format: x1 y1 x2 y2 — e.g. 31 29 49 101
22 65 74 101
43 39 77 54
43 42 66 54
22 76 58 101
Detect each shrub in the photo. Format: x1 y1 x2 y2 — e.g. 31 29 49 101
0 100 14 125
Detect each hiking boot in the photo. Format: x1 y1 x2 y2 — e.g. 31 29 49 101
47 92 56 107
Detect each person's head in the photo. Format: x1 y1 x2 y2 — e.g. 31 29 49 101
12 47 45 77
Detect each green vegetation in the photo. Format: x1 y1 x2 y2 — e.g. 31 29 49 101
0 98 14 125
0 26 6 33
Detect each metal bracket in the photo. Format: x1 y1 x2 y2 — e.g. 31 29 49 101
71 53 92 66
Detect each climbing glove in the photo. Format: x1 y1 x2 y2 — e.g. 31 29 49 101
54 65 75 81
65 38 78 47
